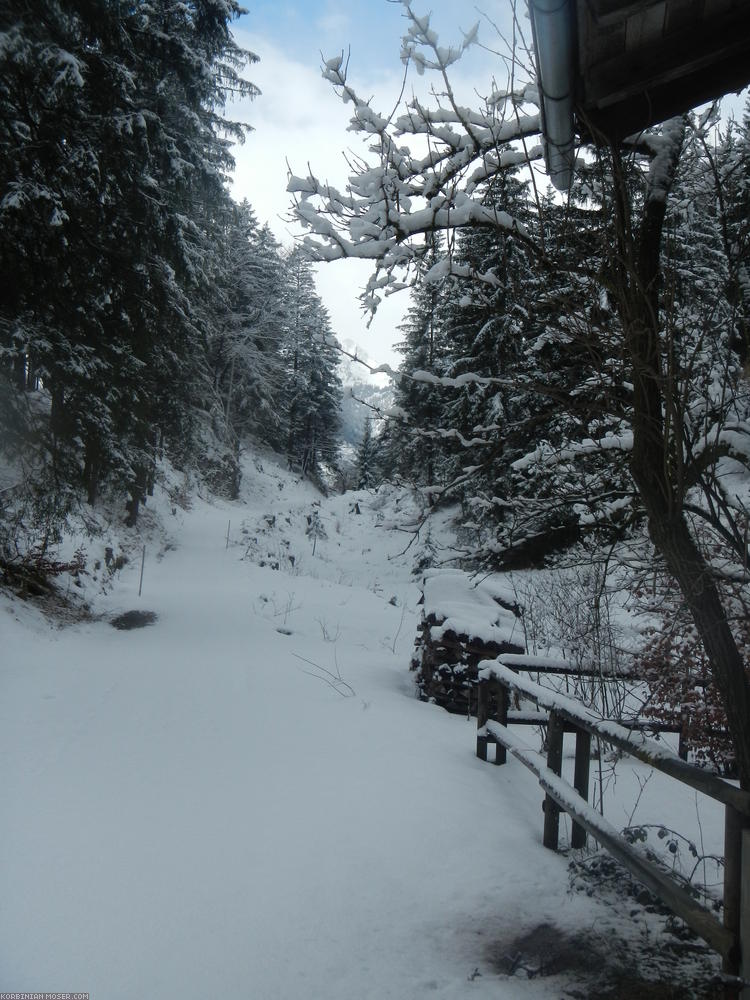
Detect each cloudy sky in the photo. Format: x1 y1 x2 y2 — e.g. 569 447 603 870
228 1 519 368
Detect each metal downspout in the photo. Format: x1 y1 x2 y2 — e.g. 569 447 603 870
528 0 576 191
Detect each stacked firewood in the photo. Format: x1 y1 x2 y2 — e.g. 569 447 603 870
411 569 524 715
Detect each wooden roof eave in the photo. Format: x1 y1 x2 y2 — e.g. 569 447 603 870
576 0 750 142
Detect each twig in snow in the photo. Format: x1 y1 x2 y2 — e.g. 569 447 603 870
315 617 341 643
626 770 652 827
293 652 355 697
390 601 407 655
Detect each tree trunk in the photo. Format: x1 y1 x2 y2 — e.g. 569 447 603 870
611 135 750 788
125 464 147 527
645 510 750 786
13 353 26 391
84 438 100 506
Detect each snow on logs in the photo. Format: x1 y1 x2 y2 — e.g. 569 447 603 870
411 569 524 714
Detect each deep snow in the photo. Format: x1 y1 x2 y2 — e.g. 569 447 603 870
1 454 724 998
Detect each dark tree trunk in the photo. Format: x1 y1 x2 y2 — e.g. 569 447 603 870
611 133 750 789
125 464 147 527
146 428 159 497
49 384 65 438
84 438 100 506
13 353 26 391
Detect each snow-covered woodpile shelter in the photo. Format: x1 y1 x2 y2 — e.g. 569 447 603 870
529 0 750 188
412 569 524 714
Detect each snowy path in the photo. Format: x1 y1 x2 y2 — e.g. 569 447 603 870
0 464 713 997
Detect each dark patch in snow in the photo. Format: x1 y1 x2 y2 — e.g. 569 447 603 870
488 922 594 980
485 913 722 998
111 610 158 630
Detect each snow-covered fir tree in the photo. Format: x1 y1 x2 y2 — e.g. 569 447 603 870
0 0 257 524
281 250 342 478
379 239 450 492
356 417 375 489
208 204 288 459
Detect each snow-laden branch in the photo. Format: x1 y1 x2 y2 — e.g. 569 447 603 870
330 338 516 390
645 116 686 206
692 420 750 468
286 1 544 314
512 430 634 472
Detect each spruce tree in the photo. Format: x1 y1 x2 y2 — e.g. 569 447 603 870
0 0 259 526
382 240 450 491
209 205 288 455
356 417 375 489
281 250 342 477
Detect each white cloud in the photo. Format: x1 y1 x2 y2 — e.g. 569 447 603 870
229 32 409 367
227 15 525 370
315 4 352 42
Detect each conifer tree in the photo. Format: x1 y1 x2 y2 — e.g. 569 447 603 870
209 205 288 452
0 0 258 525
435 169 535 519
716 99 750 364
356 417 375 489
382 240 450 491
282 250 342 477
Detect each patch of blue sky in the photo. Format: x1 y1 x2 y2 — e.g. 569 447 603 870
236 1 516 79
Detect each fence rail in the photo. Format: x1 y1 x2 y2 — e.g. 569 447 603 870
476 659 750 989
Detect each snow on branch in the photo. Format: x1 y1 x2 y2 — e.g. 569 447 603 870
333 339 514 391
691 421 750 469
286 1 543 315
511 430 634 472
399 4 479 76
645 116 686 206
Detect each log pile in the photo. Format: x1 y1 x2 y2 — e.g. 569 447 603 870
411 569 524 715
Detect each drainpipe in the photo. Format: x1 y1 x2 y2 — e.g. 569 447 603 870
528 0 576 191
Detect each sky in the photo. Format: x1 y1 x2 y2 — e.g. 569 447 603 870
228 1 519 370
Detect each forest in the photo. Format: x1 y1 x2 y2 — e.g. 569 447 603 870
287 10 750 791
3 0 750 777
4 0 750 995
0 0 342 536
2 1 750 775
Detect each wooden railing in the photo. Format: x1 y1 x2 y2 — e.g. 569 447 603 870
476 657 750 990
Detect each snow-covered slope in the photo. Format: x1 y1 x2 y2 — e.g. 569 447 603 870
0 454 723 998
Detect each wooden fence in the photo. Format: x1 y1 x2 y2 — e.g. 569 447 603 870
476 657 750 994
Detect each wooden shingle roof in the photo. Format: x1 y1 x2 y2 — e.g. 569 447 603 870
529 0 750 188
578 0 750 140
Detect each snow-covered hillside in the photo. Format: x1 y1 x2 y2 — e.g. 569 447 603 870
1 454 724 998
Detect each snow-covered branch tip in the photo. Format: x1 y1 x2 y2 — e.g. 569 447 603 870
286 3 545 314
399 2 479 77
333 340 515 391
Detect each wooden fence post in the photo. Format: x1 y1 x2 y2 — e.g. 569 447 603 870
725 805 746 983
543 710 565 850
741 828 750 998
477 678 488 761
571 728 591 849
494 683 508 766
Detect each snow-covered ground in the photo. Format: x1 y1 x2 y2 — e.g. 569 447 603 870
1 453 724 998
